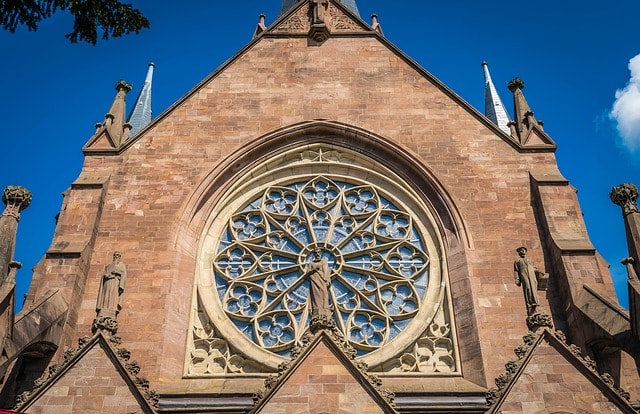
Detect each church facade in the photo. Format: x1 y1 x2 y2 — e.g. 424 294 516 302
1 1 640 413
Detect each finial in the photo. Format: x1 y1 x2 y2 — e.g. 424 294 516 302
622 257 639 281
254 14 267 38
508 78 525 92
610 183 639 215
2 186 32 221
115 80 133 93
370 13 383 34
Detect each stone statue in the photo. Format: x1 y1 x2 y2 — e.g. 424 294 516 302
513 246 543 316
96 251 127 320
311 0 328 24
304 248 331 317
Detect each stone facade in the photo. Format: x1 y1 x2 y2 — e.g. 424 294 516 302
2 1 639 413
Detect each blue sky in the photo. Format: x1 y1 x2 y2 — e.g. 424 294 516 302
1 1 639 311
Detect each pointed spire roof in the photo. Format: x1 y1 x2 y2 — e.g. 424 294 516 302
105 80 133 147
481 62 511 134
506 77 555 147
127 63 154 136
278 0 361 18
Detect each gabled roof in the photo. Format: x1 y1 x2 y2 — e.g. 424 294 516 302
86 1 556 156
251 320 397 413
487 328 636 414
14 332 157 413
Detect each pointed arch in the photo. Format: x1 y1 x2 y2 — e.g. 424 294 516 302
178 120 470 254
173 120 484 381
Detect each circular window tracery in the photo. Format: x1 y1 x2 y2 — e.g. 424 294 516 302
213 175 430 358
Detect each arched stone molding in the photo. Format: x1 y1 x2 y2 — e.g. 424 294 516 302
174 120 483 383
177 120 471 254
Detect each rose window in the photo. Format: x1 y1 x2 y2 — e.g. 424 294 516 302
213 175 430 358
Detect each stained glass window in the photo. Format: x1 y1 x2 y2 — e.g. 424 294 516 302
213 176 429 358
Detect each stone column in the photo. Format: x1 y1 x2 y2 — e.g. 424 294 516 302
0 186 31 287
610 183 640 340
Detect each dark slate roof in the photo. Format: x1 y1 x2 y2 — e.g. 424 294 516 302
278 0 360 18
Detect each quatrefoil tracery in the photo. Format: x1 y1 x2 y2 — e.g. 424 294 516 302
214 176 430 358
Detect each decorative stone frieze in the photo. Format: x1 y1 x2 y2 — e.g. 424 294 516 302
328 3 362 31
273 4 310 33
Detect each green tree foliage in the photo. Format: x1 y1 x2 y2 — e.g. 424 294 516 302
0 0 149 44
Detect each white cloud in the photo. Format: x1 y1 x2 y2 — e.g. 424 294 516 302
610 53 640 151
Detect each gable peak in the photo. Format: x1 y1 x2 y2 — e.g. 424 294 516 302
278 0 360 18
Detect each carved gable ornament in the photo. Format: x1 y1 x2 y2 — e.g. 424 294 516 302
487 328 636 414
272 0 370 36
13 333 157 413
250 325 397 414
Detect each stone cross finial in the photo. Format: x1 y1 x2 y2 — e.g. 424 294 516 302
610 183 639 215
2 186 32 221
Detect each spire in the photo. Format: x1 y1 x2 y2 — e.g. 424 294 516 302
507 78 545 144
127 63 154 136
481 62 511 134
104 80 133 147
278 0 360 18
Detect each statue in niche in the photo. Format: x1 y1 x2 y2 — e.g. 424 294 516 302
96 251 127 320
311 0 328 24
304 248 331 318
513 246 546 316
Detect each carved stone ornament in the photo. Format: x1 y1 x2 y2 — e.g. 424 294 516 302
188 304 265 375
114 80 133 93
374 300 457 374
273 4 311 33
2 185 32 220
328 3 362 31
507 77 525 92
526 311 553 331
610 183 639 215
92 315 119 335
309 23 331 43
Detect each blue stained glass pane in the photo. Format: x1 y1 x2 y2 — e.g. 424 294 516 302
213 176 433 359
234 321 254 342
